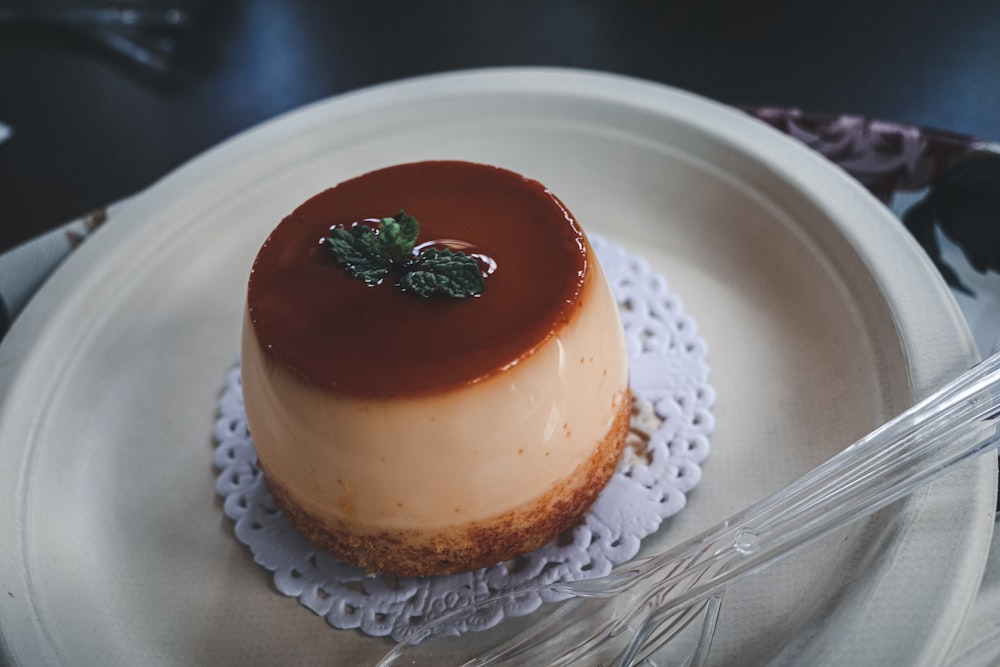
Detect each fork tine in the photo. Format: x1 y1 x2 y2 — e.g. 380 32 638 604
474 593 695 667
466 596 591 665
686 592 724 667
476 594 713 667
614 590 724 667
476 593 657 667
541 597 664 667
613 598 713 667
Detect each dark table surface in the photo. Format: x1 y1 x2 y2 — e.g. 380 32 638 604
2 0 999 255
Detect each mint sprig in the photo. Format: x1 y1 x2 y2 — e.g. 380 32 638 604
325 211 484 299
377 211 420 262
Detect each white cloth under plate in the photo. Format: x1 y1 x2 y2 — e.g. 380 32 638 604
211 236 715 641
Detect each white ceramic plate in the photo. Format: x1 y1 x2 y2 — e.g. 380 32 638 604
0 69 994 666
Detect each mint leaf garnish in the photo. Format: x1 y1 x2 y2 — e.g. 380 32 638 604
325 210 484 298
326 225 391 283
398 248 485 298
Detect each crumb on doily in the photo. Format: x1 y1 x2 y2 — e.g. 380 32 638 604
622 395 661 469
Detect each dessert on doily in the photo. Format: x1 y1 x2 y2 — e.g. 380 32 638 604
217 193 713 637
241 161 631 577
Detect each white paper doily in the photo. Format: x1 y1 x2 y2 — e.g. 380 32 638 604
212 236 714 641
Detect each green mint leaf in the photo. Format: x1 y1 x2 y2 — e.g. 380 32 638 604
378 210 419 261
326 226 390 283
325 211 485 299
398 248 484 298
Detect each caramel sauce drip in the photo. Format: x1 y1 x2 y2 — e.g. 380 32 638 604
247 161 588 397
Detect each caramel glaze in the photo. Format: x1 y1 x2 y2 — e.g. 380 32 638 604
247 161 589 397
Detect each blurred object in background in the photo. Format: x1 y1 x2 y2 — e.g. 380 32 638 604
0 0 203 75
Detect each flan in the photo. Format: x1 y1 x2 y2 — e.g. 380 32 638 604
241 161 630 576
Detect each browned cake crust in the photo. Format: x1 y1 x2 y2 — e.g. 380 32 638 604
259 389 632 576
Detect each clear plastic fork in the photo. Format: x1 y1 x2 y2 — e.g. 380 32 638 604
378 350 1000 666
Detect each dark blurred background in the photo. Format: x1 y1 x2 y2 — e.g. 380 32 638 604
2 0 999 253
